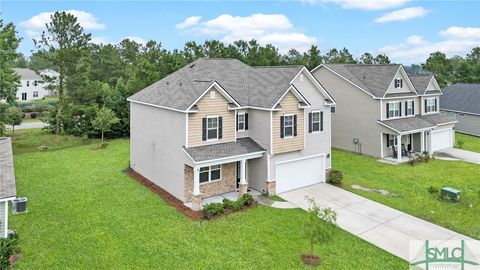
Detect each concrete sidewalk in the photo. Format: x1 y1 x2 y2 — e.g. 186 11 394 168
279 183 479 261
436 147 480 164
6 121 48 130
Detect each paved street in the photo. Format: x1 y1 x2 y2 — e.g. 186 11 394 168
6 121 48 131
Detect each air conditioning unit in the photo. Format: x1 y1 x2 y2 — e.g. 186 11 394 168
12 197 28 214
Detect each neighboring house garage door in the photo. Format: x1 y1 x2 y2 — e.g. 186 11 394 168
276 155 325 194
431 128 453 152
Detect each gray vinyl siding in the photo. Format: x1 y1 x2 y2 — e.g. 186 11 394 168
248 155 268 192
386 69 415 94
420 95 440 115
313 67 386 157
236 109 250 139
0 201 6 238
382 132 421 158
443 112 480 136
382 97 421 119
248 109 271 151
130 102 190 202
269 71 333 179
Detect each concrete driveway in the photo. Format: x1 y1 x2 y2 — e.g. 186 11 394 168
279 183 478 261
436 147 480 164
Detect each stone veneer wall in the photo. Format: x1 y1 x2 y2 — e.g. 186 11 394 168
184 162 237 202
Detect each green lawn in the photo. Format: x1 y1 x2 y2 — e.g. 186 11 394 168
333 149 480 239
9 135 406 269
455 132 480 153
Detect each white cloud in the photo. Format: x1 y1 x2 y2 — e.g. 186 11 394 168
378 26 480 64
439 26 480 40
304 0 409 10
176 14 317 53
374 7 428 23
20 10 105 40
176 16 202 30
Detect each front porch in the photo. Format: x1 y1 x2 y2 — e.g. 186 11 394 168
182 137 265 210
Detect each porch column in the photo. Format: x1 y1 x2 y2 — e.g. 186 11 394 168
238 159 248 197
397 134 402 163
420 131 425 152
192 166 202 211
428 131 433 155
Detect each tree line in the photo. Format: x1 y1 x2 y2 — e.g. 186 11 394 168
2 12 480 139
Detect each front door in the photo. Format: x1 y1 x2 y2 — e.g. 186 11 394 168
236 161 240 189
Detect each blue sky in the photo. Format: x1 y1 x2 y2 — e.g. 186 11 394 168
2 0 479 64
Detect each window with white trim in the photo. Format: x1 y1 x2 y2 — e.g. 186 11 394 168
210 90 216 99
199 165 221 183
406 100 414 116
312 111 321 132
207 116 219 140
33 91 39 98
388 102 401 118
388 134 398 147
330 106 336 114
394 78 402 88
284 114 294 138
238 113 245 131
426 98 436 113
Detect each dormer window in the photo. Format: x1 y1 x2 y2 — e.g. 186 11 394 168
26 81 30 87
394 78 403 88
425 98 437 113
210 90 216 99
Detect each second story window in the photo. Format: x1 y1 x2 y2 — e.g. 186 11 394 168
282 114 294 138
425 98 437 113
394 78 403 88
33 91 39 98
236 113 248 131
309 111 323 133
406 100 414 116
387 102 401 118
202 116 223 141
34 80 38 86
26 81 30 87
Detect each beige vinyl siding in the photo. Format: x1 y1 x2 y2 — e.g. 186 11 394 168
313 67 387 157
188 88 235 147
386 68 416 94
272 91 305 155
130 102 190 202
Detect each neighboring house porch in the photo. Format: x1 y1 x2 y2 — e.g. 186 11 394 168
182 138 265 210
0 137 17 238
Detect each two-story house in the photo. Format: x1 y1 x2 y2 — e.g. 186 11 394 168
312 64 456 163
13 68 55 101
128 58 335 210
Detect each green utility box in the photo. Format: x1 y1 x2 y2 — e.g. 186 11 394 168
440 187 461 202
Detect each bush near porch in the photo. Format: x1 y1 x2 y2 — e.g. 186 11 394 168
333 149 480 240
8 131 406 269
455 132 480 153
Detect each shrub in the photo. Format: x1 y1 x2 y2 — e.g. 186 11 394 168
422 151 431 162
0 232 19 269
408 155 417 166
328 170 343 185
100 142 109 149
203 202 224 218
427 186 438 194
457 140 465 149
238 193 253 207
222 198 236 210
30 112 37 119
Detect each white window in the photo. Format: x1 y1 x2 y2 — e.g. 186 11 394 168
283 114 294 138
33 80 38 86
311 111 322 132
210 90 216 99
199 165 221 183
394 78 402 88
330 106 336 114
33 91 39 98
237 113 245 131
426 98 436 113
406 100 414 116
21 93 27 101
388 134 398 147
207 116 219 140
388 102 401 118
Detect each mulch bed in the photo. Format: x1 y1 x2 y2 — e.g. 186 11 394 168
125 167 203 220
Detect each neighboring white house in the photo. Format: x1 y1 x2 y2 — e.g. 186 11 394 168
13 68 57 102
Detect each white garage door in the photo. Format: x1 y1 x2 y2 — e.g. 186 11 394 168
276 155 325 194
431 128 453 152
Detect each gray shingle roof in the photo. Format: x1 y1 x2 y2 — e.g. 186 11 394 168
441 84 480 115
379 117 435 133
324 64 401 98
183 137 265 163
408 75 433 95
379 113 456 133
0 137 16 200
13 68 41 80
129 58 303 110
